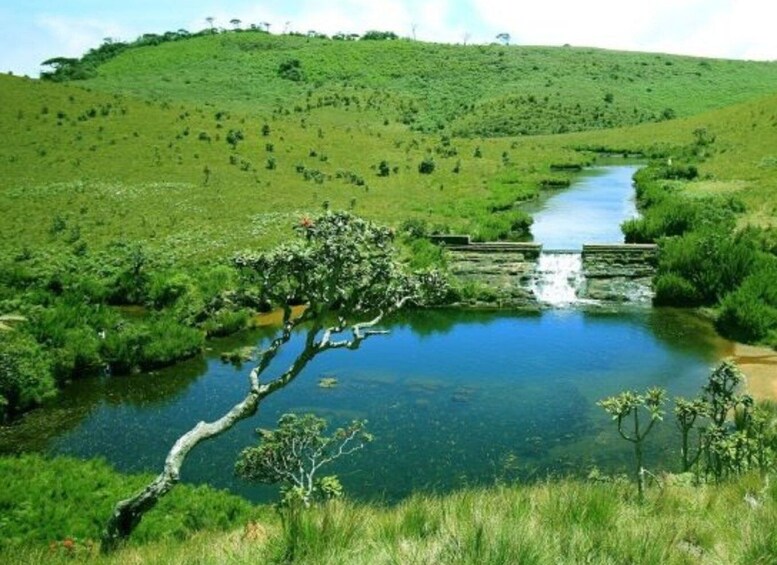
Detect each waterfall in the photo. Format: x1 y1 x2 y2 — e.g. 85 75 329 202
532 252 585 307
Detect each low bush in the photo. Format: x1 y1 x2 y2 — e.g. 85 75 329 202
717 261 777 342
0 454 257 551
0 331 55 421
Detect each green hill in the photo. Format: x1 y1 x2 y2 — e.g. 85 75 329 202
3 32 777 262
76 31 777 137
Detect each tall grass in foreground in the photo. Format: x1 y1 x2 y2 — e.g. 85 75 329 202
5 473 775 564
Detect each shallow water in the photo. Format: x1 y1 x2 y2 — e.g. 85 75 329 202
0 164 730 504
0 308 730 502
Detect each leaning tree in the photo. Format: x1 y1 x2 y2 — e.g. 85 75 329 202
101 211 446 551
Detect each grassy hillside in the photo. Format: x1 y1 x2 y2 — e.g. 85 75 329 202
78 31 777 137
569 91 777 229
0 72 587 263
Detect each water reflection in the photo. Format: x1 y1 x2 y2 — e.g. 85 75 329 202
0 308 731 503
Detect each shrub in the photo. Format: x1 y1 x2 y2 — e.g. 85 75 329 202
653 273 701 306
716 262 777 342
418 157 435 174
278 59 305 81
148 272 196 308
0 331 55 420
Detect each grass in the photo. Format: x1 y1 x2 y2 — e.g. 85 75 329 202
2 453 775 564
2 32 777 264
79 32 777 136
2 30 777 563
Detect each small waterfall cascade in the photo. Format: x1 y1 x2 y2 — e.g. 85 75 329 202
531 252 585 307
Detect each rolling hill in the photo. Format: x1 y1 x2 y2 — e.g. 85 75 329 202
2 30 777 263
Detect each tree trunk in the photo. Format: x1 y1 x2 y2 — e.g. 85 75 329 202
102 369 263 552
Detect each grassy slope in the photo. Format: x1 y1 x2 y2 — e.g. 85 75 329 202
2 35 777 262
0 72 583 262
82 32 777 136
3 454 775 564
568 91 777 228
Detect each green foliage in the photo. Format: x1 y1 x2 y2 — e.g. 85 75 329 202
417 156 435 174
654 231 758 306
598 387 666 499
716 259 777 343
277 59 305 82
236 413 371 507
673 361 776 481
233 211 429 312
626 159 777 344
0 330 55 420
0 454 256 552
361 31 399 41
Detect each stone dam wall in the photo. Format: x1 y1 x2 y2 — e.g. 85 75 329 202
435 236 659 306
581 244 658 302
443 240 542 305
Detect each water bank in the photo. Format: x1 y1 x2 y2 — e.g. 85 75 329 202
730 342 777 401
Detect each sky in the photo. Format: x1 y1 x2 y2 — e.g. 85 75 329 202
1 0 776 78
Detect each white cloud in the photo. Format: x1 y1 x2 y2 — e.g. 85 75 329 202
36 14 129 59
470 0 777 59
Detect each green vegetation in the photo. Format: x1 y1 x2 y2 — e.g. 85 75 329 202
2 453 776 564
0 454 260 553
619 160 777 346
2 25 777 564
236 412 371 508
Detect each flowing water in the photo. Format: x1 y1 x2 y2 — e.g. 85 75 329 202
0 164 735 503
528 163 643 307
531 252 585 307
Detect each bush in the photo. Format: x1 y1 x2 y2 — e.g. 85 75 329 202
102 316 203 374
278 59 305 81
418 157 436 174
0 331 55 420
148 271 196 308
657 232 759 305
0 454 256 550
653 272 702 306
202 308 251 337
717 262 777 342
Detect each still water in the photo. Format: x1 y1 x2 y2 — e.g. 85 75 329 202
1 308 729 502
0 165 732 503
528 164 640 250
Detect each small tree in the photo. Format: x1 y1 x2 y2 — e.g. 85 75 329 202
236 413 372 507
418 157 435 175
496 32 511 46
598 387 666 500
674 396 707 472
101 212 444 551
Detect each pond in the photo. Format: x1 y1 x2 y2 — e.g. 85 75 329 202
0 165 734 503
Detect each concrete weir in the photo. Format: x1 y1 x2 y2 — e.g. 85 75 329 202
581 244 658 302
437 236 542 305
434 236 659 306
